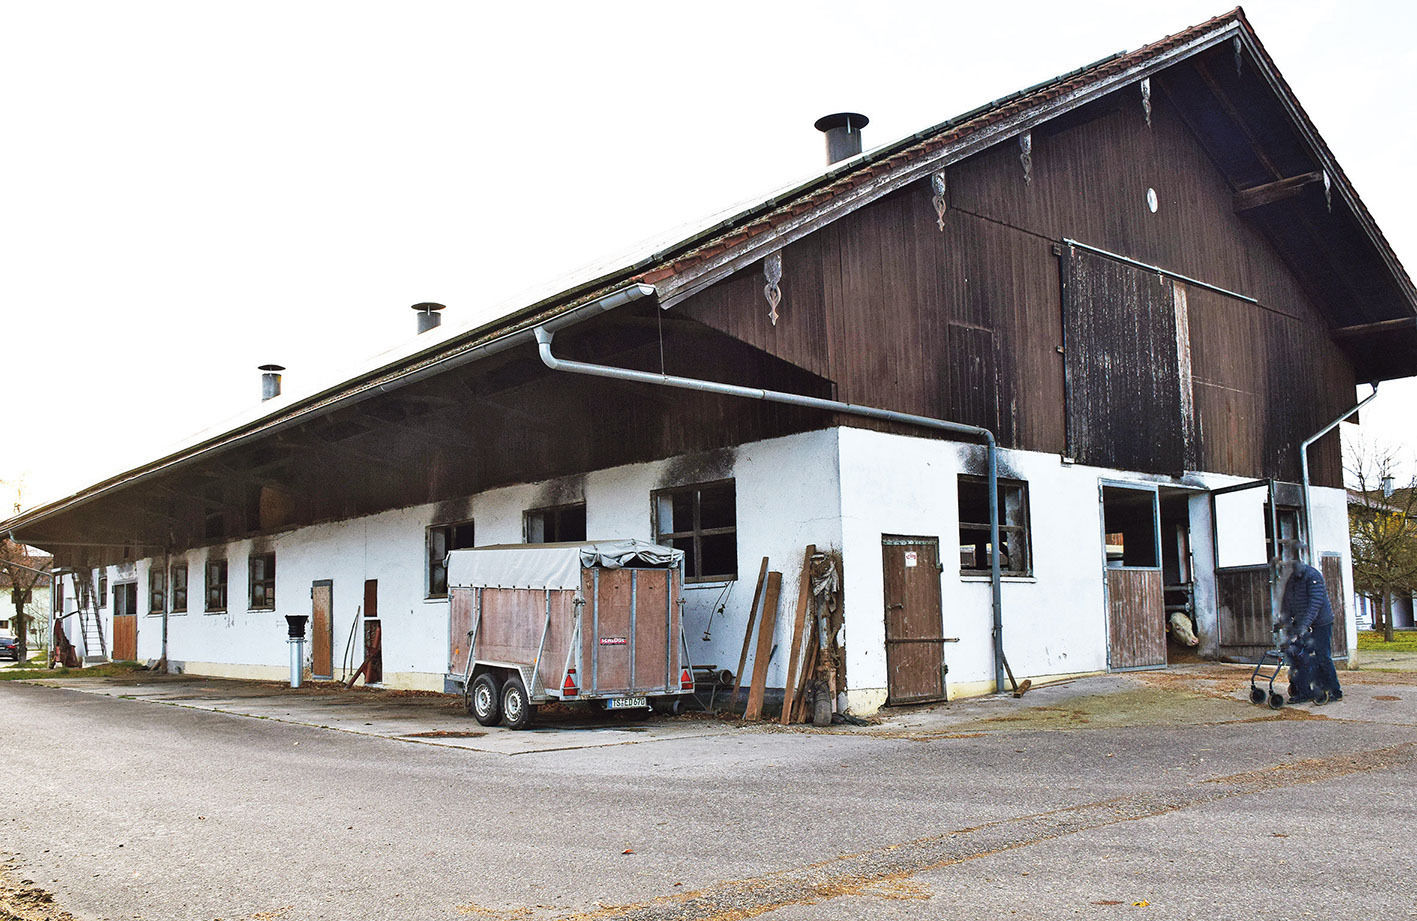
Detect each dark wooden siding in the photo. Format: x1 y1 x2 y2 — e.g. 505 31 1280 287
675 82 1355 485
1064 250 1185 473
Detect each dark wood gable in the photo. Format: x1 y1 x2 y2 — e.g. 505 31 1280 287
672 62 1356 487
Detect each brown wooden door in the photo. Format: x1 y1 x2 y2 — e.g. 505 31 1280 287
1320 554 1349 659
311 580 333 679
112 583 137 660
882 536 947 704
363 579 382 685
1106 570 1166 669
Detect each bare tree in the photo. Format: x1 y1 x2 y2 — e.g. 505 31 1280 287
0 539 50 663
1346 438 1417 643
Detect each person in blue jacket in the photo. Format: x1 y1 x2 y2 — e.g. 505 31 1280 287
1278 552 1342 704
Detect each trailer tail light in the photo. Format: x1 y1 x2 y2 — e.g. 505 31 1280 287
680 667 694 690
562 669 579 698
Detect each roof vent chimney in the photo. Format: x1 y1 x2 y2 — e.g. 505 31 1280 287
412 302 445 334
259 364 285 402
814 112 869 165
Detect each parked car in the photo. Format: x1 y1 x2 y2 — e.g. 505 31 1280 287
0 633 19 661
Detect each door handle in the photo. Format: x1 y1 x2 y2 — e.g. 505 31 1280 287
887 603 904 610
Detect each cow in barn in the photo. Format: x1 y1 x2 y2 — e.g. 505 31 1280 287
1168 611 1199 647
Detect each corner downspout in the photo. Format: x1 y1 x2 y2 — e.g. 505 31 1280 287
534 305 1010 694
1301 383 1378 564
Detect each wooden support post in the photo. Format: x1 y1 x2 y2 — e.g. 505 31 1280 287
731 557 769 710
780 545 817 725
743 572 782 721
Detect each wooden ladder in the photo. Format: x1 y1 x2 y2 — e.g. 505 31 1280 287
73 574 109 663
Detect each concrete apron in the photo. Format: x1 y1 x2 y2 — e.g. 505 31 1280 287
26 663 1417 753
25 676 757 755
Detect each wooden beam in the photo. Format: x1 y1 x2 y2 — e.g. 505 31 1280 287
731 557 769 709
780 545 817 725
1331 316 1417 341
1233 171 1324 213
743 571 782 721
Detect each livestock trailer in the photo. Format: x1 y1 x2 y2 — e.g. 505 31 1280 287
446 540 695 729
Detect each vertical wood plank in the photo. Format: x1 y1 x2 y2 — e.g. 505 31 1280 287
744 572 782 721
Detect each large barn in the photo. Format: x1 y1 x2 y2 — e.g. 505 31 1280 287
8 9 1416 713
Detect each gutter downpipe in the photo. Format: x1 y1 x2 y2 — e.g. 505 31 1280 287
534 302 1009 695
1300 383 1378 565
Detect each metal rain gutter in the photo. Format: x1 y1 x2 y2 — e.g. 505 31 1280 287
1300 383 1379 564
534 313 1012 695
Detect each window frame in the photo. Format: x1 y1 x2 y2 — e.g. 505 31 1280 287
652 479 738 583
957 475 1033 577
148 566 165 615
248 552 276 610
523 502 588 544
205 558 228 613
170 562 188 614
426 519 475 599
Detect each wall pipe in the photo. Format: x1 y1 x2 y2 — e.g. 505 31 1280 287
534 309 1011 694
1300 383 1379 564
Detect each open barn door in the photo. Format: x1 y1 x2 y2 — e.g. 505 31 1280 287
1211 479 1279 662
1100 483 1166 670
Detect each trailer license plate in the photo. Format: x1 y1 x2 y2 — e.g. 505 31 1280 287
607 696 648 710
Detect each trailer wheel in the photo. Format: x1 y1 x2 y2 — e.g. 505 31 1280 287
502 677 536 730
469 673 502 726
650 696 681 716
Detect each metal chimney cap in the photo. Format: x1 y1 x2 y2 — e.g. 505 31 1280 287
258 364 285 372
411 302 446 314
814 112 869 133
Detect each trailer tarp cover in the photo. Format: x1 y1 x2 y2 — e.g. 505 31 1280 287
446 540 683 591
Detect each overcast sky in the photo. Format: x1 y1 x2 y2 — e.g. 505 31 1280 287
2 0 1414 513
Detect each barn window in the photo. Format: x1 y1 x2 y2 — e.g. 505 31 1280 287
170 562 188 613
249 552 276 610
524 503 587 544
205 559 228 612
97 569 108 605
958 476 1032 576
149 567 165 615
427 520 475 598
653 480 737 582
1102 486 1160 568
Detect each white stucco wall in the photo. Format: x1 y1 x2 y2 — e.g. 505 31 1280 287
82 423 1357 707
118 428 843 692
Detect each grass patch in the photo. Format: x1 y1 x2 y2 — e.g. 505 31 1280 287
0 661 148 681
1357 631 1417 653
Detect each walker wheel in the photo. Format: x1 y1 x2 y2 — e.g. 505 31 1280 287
1268 692 1284 710
1249 686 1266 705
1311 689 1330 705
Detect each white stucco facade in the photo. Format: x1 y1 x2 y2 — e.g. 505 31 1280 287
57 425 1356 712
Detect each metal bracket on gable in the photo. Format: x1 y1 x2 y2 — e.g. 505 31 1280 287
1322 169 1332 211
763 251 783 326
930 171 948 230
1019 131 1033 183
1140 77 1152 127
1233 36 1243 76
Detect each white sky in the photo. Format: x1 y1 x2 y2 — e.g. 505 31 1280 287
2 0 1414 513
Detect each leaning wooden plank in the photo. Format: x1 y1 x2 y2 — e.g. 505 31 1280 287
744 571 782 721
792 629 820 723
732 557 770 709
780 545 817 725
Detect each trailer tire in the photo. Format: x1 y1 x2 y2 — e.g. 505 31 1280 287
469 673 502 726
650 696 681 716
502 677 535 730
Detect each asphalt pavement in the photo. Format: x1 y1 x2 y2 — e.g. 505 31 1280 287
3 664 1415 921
